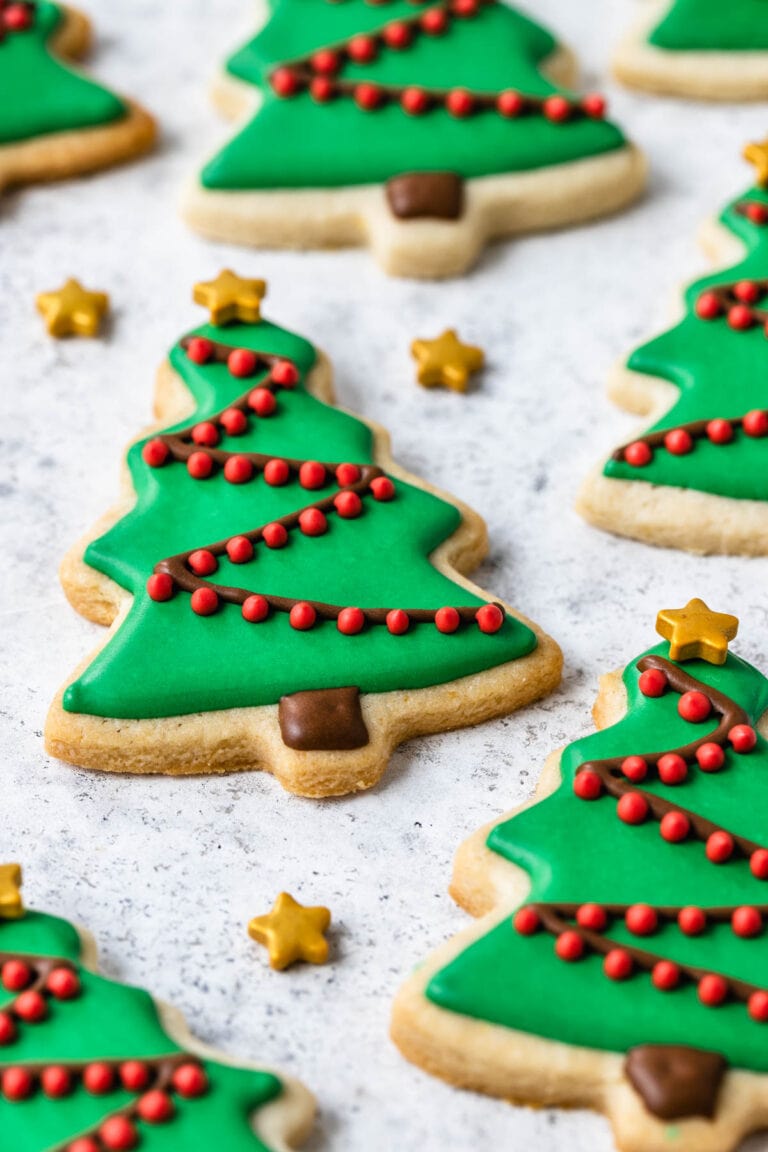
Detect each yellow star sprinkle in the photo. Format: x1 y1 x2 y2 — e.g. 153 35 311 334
193 270 267 327
0 864 24 921
411 329 484 393
656 598 739 666
744 139 768 189
36 278 109 338
248 892 331 971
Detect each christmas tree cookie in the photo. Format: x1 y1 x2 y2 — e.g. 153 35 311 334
183 0 645 279
579 143 768 555
613 0 768 100
394 600 768 1152
0 2 155 194
0 864 314 1152
45 272 561 797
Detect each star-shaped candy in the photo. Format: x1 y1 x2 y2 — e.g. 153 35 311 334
411 329 484 393
656 598 739 666
36 279 109 338
744 138 768 189
0 864 24 921
193 270 267 326
248 892 331 971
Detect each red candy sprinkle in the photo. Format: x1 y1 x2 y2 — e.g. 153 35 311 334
271 360 299 387
621 756 648 782
746 203 768 225
476 604 504 633
191 587 219 616
1 960 31 992
138 1089 175 1124
192 421 219 447
337 607 365 635
299 508 328 536
224 455 254 485
299 461 327 490
371 476 395 501
453 0 479 14
624 441 652 467
728 304 755 331
657 753 688 785
626 904 657 936
446 89 474 118
0 1013 16 1045
435 606 460 634
576 903 607 932
334 491 363 518
42 1066 72 1098
384 20 411 48
734 280 761 304
678 906 707 935
2 1067 33 1100
4 5 34 30
732 906 763 938
147 573 174 602
120 1061 151 1092
652 960 681 991
573 769 602 800
513 906 540 935
187 451 213 480
171 1063 209 1098
696 743 725 772
497 90 524 117
582 93 606 118
311 77 335 102
355 82 383 111
348 34 377 62
678 690 711 723
386 609 410 635
99 1116 139 1150
617 792 649 825
402 87 430 116
271 67 299 98
263 523 288 548
142 438 169 467
543 95 571 122
749 991 768 1022
706 831 734 863
226 536 254 564
69 1139 100 1152
706 418 733 444
264 458 290 486
219 408 248 436
336 463 361 486
660 811 690 843
729 724 757 753
664 428 693 455
83 1062 115 1095
744 409 768 437
555 931 584 962
188 549 218 577
311 48 339 75
696 292 722 320
186 336 213 364
639 668 667 697
604 948 633 981
248 387 277 417
290 602 316 630
751 849 768 880
242 595 269 624
421 8 448 33
698 974 728 1007
15 990 47 1022
46 967 80 1000
228 348 258 378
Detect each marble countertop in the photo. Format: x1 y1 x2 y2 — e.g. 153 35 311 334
3 1 768 1148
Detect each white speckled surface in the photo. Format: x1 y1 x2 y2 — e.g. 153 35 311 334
3 2 768 1148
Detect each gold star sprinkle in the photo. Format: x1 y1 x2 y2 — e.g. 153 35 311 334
0 864 24 921
744 139 768 189
248 892 331 971
36 278 109 338
656 598 739 665
411 329 484 393
193 270 267 327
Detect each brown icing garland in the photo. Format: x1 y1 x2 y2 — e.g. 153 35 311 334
625 1045 727 1121
611 408 768 465
278 686 369 750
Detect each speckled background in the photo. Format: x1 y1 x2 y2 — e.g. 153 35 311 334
3 1 768 1148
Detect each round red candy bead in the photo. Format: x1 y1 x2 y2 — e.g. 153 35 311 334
652 960 681 991
192 421 219 447
678 906 707 935
2 1067 33 1100
732 906 763 937
15 990 47 1022
696 291 722 320
187 451 213 480
69 1140 101 1152
336 463 361 486
142 438 169 467
348 34 377 62
751 849 768 880
311 77 335 103
729 724 757 753
678 690 711 723
299 461 327 490
271 359 299 388
497 90 524 117
248 388 277 417
262 523 288 548
224 455 254 485
706 418 733 444
728 304 755 330
42 1066 72 1098
386 609 410 635
543 95 571 122
0 1013 16 1045
147 573 174 602
384 20 410 47
371 476 395 500
582 93 606 118
626 904 657 936
299 508 328 536
706 831 734 863
355 83 383 111
120 1061 150 1091
623 441 652 467
226 536 254 564
270 67 299 98
401 87 429 116
660 810 690 843
311 48 339 75
638 668 667 697
242 595 269 624
435 606 460 634
696 743 725 772
186 336 213 364
5 5 34 30
573 769 602 800
191 587 219 617
228 348 258 378
476 604 504 633
744 409 768 437
188 549 218 577
99 1116 139 1150
698 974 728 1007
453 0 479 14
290 602 316 631
334 491 362 518
734 280 761 304
83 1062 115 1095
604 948 633 981
138 1089 175 1123
2 960 31 992
264 458 290 486
576 903 607 932
621 756 648 783
46 967 80 1000
555 931 584 962
171 1063 209 1098
664 428 693 455
513 906 540 935
617 792 649 825
338 607 365 635
746 202 768 225
657 753 688 785
421 8 448 33
446 89 474 117
749 991 768 1022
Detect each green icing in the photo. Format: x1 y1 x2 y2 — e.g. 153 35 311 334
0 909 284 1151
0 3 126 147
604 185 768 502
201 0 626 190
427 642 768 1072
649 0 768 52
63 314 536 720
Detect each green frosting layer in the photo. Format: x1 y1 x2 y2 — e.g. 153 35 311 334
427 643 768 1072
649 0 768 52
0 909 283 1151
63 314 536 720
201 0 627 190
0 3 126 147
604 185 768 501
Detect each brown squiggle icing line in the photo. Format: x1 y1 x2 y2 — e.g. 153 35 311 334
611 409 768 465
578 655 760 856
